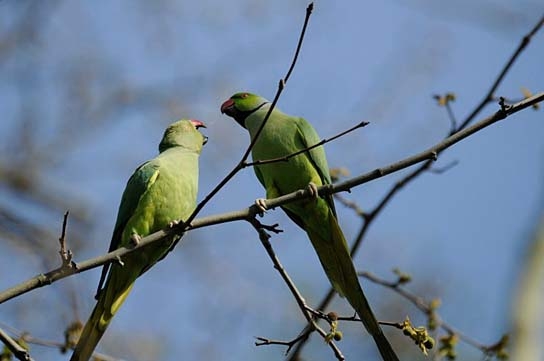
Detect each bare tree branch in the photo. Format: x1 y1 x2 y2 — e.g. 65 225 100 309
183 2 314 227
248 218 344 360
0 322 119 361
249 92 544 212
0 91 541 306
286 12 544 358
245 120 369 167
0 326 34 361
457 13 544 131
358 271 487 351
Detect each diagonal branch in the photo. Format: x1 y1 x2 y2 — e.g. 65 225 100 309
248 217 344 360
0 92 540 306
457 13 544 131
182 2 314 227
284 3 314 83
285 12 544 357
0 322 119 361
0 326 34 361
253 92 543 213
245 120 369 167
285 94 544 361
358 271 487 351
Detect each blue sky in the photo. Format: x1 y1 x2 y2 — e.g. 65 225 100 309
0 1 543 360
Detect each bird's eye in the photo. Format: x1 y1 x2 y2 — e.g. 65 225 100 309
241 93 249 99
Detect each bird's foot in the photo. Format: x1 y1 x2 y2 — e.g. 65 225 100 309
168 219 180 228
255 198 268 217
307 182 319 199
130 233 142 246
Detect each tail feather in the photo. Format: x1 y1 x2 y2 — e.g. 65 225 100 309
70 303 107 361
305 208 399 361
70 273 134 361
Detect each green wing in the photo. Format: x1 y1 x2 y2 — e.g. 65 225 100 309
95 160 160 297
253 163 266 190
293 117 336 215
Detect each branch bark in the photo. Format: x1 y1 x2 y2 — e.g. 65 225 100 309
0 92 541 305
0 326 34 361
286 12 544 359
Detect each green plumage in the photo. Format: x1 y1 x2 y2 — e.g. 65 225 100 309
71 119 206 361
221 93 398 361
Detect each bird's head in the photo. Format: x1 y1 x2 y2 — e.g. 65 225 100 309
159 119 207 153
220 92 269 128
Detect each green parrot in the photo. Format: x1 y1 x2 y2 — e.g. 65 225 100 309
70 119 207 361
221 93 398 361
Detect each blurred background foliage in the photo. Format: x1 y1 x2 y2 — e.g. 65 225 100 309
0 1 543 360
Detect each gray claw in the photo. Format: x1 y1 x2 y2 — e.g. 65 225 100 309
307 182 319 198
255 198 268 217
130 233 142 246
168 219 180 228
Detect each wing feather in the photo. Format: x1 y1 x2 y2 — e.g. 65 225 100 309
293 117 337 216
95 160 160 297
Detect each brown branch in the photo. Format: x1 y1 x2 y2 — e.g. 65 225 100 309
284 3 314 83
457 13 544 131
1 92 541 305
247 217 344 360
254 92 543 214
245 120 369 167
359 271 488 351
255 334 308 355
57 211 74 268
445 101 458 134
182 2 314 227
0 322 119 361
288 93 544 361
286 11 544 354
428 160 459 174
334 193 366 218
0 326 33 361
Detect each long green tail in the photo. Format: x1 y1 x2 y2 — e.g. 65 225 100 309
70 270 135 361
306 207 399 361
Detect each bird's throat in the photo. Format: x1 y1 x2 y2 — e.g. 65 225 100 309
234 102 269 128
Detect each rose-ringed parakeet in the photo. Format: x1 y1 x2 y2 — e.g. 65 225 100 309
70 119 207 361
221 93 398 361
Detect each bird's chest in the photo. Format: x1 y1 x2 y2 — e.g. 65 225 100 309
250 125 316 192
143 161 197 228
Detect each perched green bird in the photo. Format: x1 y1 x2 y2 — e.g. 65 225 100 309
70 119 207 361
221 93 398 361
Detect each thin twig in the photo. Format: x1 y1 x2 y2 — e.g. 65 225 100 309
1 92 542 305
0 326 34 361
0 322 120 361
445 101 457 134
428 160 459 174
359 271 488 351
287 92 544 359
57 211 74 267
182 2 314 227
255 333 309 355
286 13 544 357
334 193 366 217
457 13 544 131
247 218 344 360
284 3 314 83
332 92 542 194
245 120 369 167
255 92 544 214
58 211 69 254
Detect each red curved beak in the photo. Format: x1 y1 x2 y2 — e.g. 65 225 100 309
220 98 235 114
190 119 206 128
